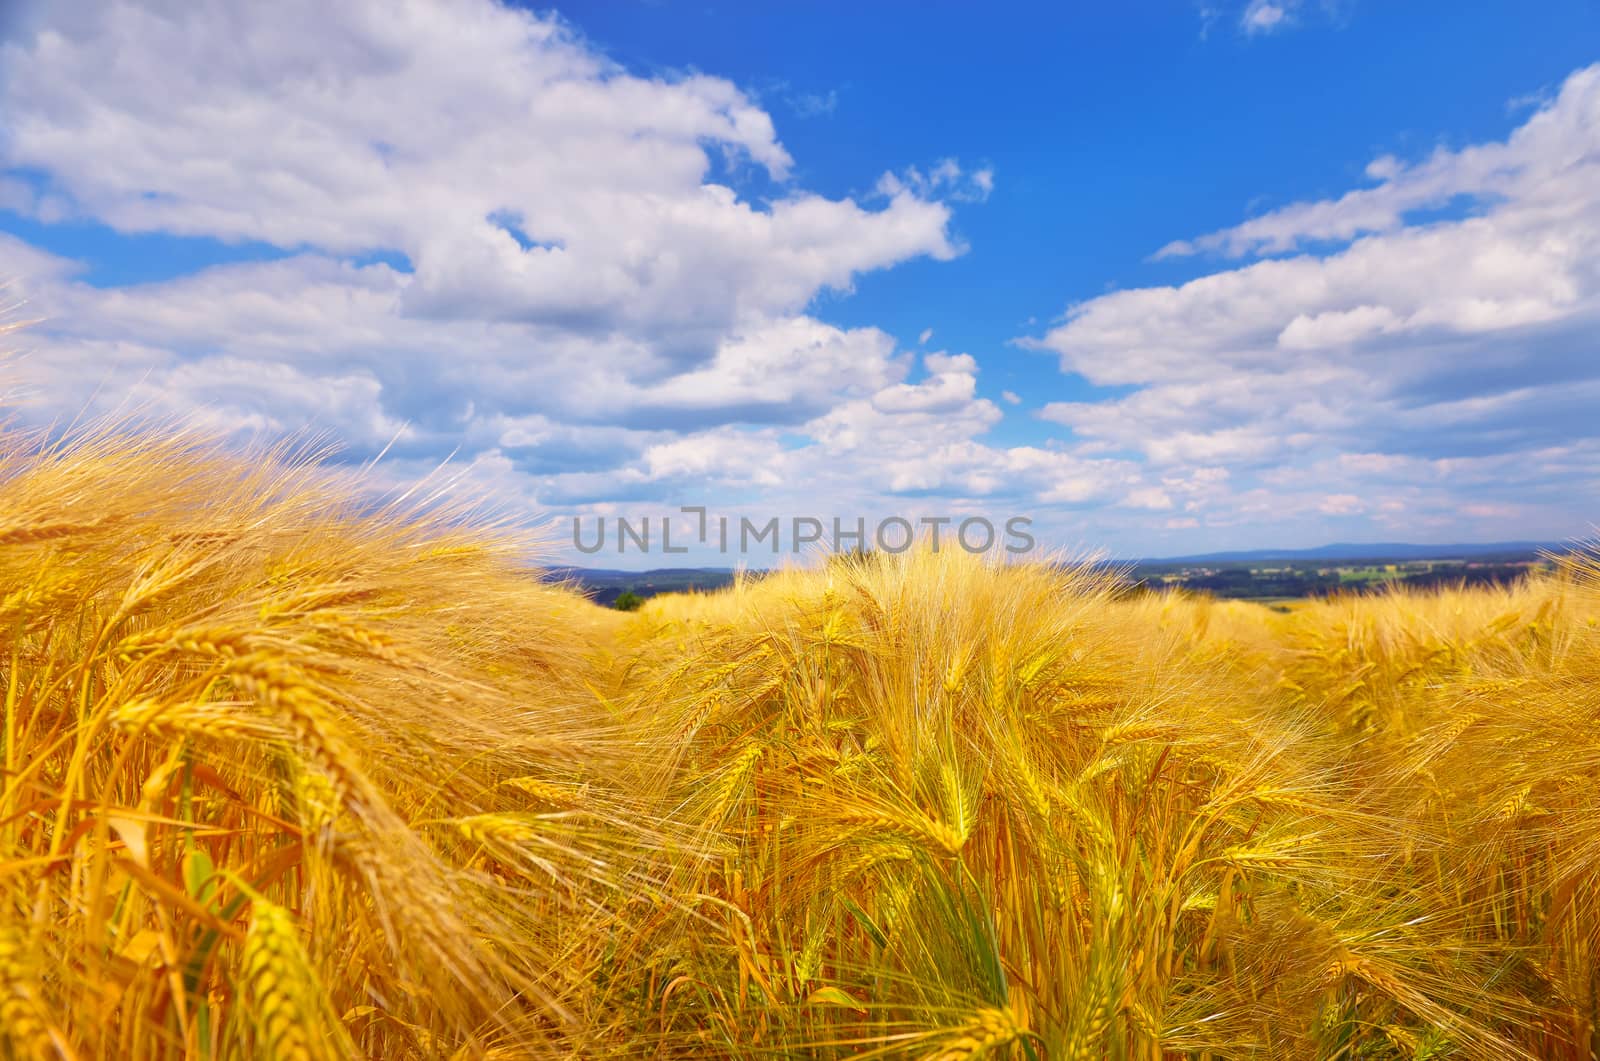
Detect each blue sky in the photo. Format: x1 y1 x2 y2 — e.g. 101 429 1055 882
2 0 1598 566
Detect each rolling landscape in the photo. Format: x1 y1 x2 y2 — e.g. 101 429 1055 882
556 542 1572 608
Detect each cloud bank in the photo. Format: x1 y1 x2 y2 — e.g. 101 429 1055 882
1029 64 1600 543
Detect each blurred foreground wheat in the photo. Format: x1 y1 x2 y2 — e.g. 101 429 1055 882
1 421 1598 1057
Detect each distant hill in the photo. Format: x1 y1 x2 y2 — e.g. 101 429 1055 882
545 567 740 582
1152 541 1571 565
550 541 1585 606
545 566 742 605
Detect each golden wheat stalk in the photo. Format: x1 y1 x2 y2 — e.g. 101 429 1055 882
919 1004 1027 1060
241 901 354 1061
0 923 60 1059
110 696 290 744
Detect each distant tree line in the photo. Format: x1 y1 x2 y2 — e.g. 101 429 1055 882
1167 562 1537 600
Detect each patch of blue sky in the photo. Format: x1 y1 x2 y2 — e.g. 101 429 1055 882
0 205 292 287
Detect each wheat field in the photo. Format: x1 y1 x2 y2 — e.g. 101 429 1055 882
2 424 1598 1059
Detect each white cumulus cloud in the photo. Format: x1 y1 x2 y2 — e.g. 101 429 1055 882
1027 64 1600 545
